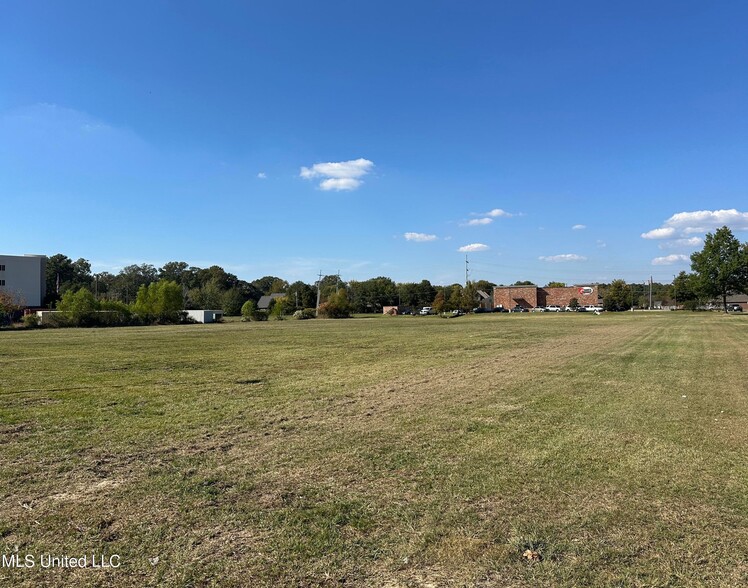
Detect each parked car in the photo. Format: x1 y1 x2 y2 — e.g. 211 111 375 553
452 309 465 316
530 307 546 312
576 306 588 312
493 306 509 313
473 307 490 313
545 305 562 312
419 307 433 315
511 305 528 313
728 304 743 312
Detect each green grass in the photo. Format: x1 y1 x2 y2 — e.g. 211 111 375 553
1 312 746 587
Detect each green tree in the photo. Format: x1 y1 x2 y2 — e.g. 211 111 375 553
603 279 631 311
446 284 463 312
57 287 98 326
671 271 701 310
158 261 191 285
221 287 245 316
112 264 158 304
690 226 748 313
133 281 184 323
251 275 286 295
397 282 420 308
286 281 316 309
44 254 93 305
241 300 256 321
416 280 436 308
513 280 534 286
546 281 566 288
568 297 580 310
461 281 478 311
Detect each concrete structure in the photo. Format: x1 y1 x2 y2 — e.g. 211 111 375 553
0 254 47 307
35 310 60 326
185 310 224 323
493 284 600 310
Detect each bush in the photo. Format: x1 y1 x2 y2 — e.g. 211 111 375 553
241 300 268 321
23 314 40 328
317 290 351 319
241 300 256 322
292 308 317 320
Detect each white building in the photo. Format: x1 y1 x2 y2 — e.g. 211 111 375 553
0 254 47 307
185 309 224 323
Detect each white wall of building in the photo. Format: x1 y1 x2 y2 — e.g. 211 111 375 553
0 254 46 307
185 309 224 323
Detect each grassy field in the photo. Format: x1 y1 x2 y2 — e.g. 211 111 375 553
1 312 746 587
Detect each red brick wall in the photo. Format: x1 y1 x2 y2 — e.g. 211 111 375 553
542 285 599 306
493 285 598 309
493 287 538 309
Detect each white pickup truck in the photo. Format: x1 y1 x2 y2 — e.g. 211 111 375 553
419 307 433 315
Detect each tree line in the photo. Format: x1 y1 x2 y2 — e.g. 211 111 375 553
34 226 747 321
601 227 748 312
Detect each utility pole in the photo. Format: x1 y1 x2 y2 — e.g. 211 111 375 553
465 254 469 287
631 282 635 312
649 275 653 310
673 274 677 310
315 271 323 316
336 270 340 293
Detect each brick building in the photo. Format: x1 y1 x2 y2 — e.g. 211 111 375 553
493 284 599 310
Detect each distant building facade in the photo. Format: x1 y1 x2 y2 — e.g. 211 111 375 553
493 284 599 309
0 254 47 307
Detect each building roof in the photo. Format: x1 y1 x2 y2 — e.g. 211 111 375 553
257 292 286 309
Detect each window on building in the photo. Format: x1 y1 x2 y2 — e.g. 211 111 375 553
0 265 5 271
0 279 5 286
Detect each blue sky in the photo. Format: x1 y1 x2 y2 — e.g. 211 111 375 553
2 1 747 286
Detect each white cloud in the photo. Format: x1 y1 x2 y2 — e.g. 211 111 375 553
458 243 490 252
462 217 493 227
300 158 374 191
642 209 748 239
473 208 513 218
257 172 267 179
319 177 360 191
404 232 437 242
539 254 587 262
572 224 586 230
596 240 607 248
641 227 676 239
658 237 703 250
652 254 689 266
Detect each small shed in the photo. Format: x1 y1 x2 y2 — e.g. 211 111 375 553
185 310 224 323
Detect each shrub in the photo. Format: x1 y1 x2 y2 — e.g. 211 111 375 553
57 287 98 326
292 308 316 320
241 300 256 322
23 314 40 328
317 290 351 319
132 281 184 324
